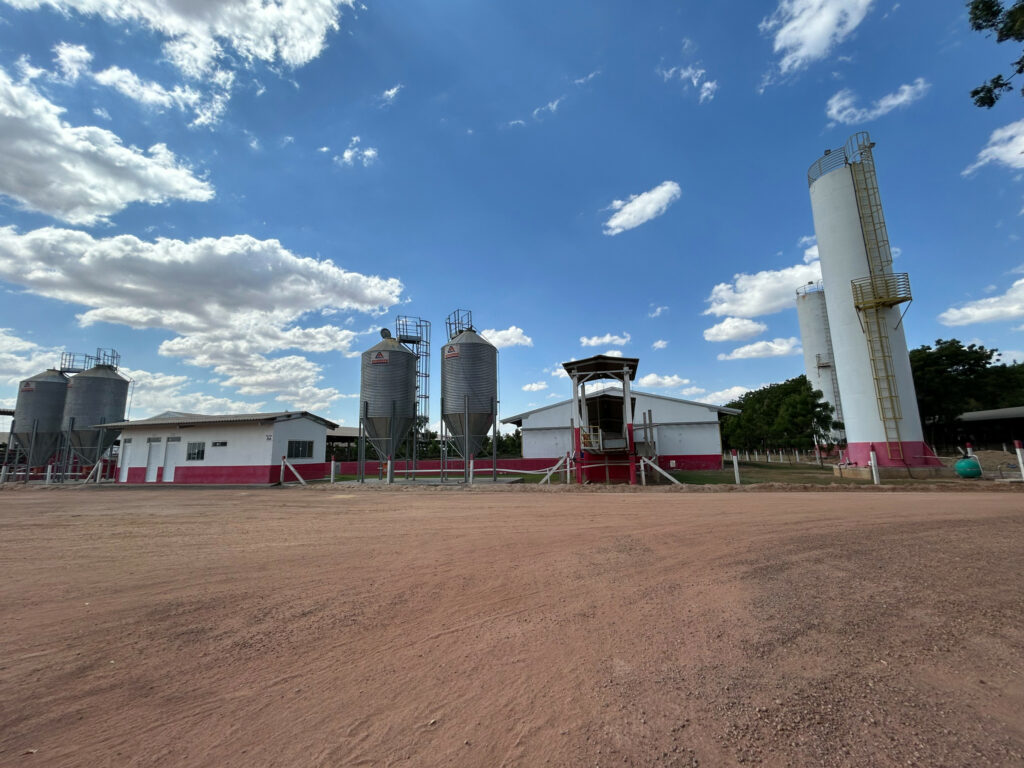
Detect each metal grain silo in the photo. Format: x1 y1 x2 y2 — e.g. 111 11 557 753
61 364 129 463
795 281 845 440
807 132 938 469
359 330 418 460
441 328 497 459
12 369 68 466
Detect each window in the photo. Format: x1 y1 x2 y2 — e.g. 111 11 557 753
146 437 162 443
123 438 132 444
167 436 181 443
212 441 227 447
287 440 314 459
186 442 205 461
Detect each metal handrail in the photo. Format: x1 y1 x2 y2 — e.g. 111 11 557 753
807 131 873 186
851 272 912 310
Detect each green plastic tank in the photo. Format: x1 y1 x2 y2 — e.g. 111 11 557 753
954 457 982 478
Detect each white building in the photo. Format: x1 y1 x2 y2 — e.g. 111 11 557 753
108 411 337 484
502 388 737 471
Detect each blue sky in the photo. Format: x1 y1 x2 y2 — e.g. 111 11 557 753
0 0 1022 433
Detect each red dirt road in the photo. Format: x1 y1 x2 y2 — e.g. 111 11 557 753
1 486 1022 767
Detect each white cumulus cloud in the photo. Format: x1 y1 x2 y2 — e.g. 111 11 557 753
379 83 403 105
0 66 213 225
703 317 769 342
717 337 802 360
652 339 668 350
6 0 355 78
938 278 1024 326
963 118 1024 176
704 385 751 405
480 326 533 349
335 136 378 167
532 96 564 119
603 181 681 236
522 381 548 392
580 332 630 347
761 0 874 75
638 373 690 388
0 226 403 410
825 77 929 125
704 261 822 318
53 41 92 81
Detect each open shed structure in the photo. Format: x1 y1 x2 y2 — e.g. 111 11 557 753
503 355 738 484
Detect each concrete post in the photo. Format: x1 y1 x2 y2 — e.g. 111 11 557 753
1015 440 1024 482
330 459 336 484
731 449 740 485
869 447 880 485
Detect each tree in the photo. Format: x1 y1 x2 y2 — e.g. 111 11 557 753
967 0 1024 107
909 338 1024 446
720 376 834 452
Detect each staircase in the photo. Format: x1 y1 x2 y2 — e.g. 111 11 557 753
847 138 911 462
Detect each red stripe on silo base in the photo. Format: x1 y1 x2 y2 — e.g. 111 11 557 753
845 441 943 468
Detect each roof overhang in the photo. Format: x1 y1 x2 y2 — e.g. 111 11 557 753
101 411 340 430
562 355 639 382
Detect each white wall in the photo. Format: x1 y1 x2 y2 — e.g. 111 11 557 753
271 416 328 464
521 427 573 459
655 423 722 456
120 422 273 470
515 391 724 458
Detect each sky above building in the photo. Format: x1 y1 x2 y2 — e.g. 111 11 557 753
0 0 1021 432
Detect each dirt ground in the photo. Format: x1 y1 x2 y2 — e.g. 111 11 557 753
1 485 1022 767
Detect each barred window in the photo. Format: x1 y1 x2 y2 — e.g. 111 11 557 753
186 442 205 461
287 440 314 459
212 441 228 447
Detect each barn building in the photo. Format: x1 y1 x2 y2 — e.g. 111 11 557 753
502 387 737 473
109 411 337 484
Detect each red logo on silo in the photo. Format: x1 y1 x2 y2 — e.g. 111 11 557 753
371 351 389 364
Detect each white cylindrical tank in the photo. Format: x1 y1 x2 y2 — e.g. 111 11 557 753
807 133 938 468
795 282 844 439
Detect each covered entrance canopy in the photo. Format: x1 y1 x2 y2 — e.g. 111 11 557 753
562 355 641 484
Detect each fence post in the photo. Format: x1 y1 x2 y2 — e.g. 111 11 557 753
869 447 880 485
330 459 336 484
280 456 285 485
1015 440 1024 482
731 449 740 485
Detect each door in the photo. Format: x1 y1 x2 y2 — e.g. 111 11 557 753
145 440 162 483
162 439 181 482
118 442 131 483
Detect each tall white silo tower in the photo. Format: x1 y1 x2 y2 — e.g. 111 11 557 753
795 282 845 441
807 132 940 469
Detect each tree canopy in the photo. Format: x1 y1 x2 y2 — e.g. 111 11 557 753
909 338 1024 445
721 375 835 452
967 0 1024 107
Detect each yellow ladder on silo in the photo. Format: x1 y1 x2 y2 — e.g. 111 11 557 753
850 151 907 462
850 151 893 276
858 307 904 461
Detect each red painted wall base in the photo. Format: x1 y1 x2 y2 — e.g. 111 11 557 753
845 441 943 468
121 463 330 484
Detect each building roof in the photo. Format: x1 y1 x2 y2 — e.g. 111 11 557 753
501 387 740 426
102 410 339 430
0 408 13 417
562 354 640 382
956 405 1024 423
327 426 360 440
